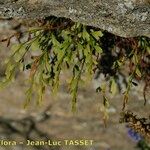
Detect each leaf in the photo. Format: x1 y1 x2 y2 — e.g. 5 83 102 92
94 45 103 54
0 78 12 89
37 85 45 105
132 54 138 64
91 31 103 40
51 34 60 47
24 77 35 108
116 60 122 67
82 27 90 41
61 40 70 50
5 63 16 79
13 46 26 62
77 43 84 58
77 33 82 38
11 44 21 54
110 78 117 95
31 39 40 51
24 87 33 108
61 30 71 40
19 62 24 71
136 67 142 78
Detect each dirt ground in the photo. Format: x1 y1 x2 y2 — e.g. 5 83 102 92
0 19 149 150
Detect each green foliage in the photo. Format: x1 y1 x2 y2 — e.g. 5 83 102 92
0 18 103 111
0 16 149 115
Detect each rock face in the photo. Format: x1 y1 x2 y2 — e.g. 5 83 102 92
0 0 149 37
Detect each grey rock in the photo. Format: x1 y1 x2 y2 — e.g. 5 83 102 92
0 0 149 37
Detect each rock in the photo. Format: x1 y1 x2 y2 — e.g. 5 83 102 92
0 0 149 37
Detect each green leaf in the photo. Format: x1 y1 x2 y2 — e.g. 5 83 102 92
10 44 22 54
82 27 90 41
77 43 84 58
14 47 26 62
136 67 142 77
37 85 45 105
31 39 40 51
5 63 15 79
91 31 103 40
51 34 60 47
110 78 117 95
132 54 138 64
24 88 32 108
61 30 71 40
94 45 103 53
116 60 122 67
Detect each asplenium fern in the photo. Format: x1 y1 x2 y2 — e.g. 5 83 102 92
0 18 103 112
0 16 149 115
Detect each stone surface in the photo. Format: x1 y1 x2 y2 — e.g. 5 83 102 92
0 0 150 37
